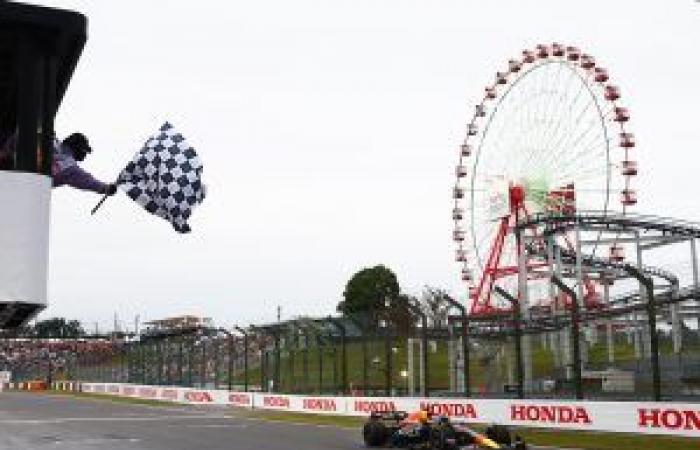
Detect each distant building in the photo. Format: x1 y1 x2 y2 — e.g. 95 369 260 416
144 315 213 334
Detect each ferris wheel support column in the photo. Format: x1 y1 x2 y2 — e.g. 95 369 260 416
555 244 571 377
623 265 661 401
635 232 652 359
671 284 682 354
516 228 533 393
547 235 561 368
574 226 589 368
690 239 700 331
633 310 642 359
551 275 583 400
632 232 643 359
604 283 615 364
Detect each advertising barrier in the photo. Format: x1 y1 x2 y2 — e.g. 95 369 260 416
79 383 700 438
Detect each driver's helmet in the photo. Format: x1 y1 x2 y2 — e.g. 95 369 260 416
418 410 429 423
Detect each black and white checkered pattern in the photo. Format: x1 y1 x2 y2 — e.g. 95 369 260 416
118 122 205 233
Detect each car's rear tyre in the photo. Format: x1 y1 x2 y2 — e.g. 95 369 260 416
430 424 457 450
485 424 511 446
363 420 389 447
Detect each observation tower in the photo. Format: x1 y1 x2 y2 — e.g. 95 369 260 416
0 2 86 328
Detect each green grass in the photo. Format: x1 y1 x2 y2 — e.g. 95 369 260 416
235 409 366 428
588 341 637 365
43 390 177 407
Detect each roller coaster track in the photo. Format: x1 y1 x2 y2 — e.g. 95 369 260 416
518 211 700 238
465 211 700 337
533 245 680 287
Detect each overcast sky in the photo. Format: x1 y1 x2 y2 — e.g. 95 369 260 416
32 0 700 332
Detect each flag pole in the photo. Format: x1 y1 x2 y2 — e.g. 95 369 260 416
91 193 109 215
91 178 119 215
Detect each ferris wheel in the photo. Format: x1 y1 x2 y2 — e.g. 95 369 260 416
452 44 637 314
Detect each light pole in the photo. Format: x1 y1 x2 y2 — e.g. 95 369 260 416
444 294 470 396
347 315 369 394
214 328 235 392
326 316 348 394
293 323 311 393
234 326 249 392
200 332 207 388
405 300 429 397
381 297 394 396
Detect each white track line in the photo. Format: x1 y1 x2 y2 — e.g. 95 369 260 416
0 415 231 425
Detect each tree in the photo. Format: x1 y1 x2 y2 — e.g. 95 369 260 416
383 294 417 336
33 317 84 338
337 265 400 318
419 286 452 328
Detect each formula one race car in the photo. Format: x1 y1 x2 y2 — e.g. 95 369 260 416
362 410 527 450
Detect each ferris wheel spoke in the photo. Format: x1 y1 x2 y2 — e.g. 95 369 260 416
488 92 544 157
533 66 567 149
540 96 582 158
600 105 617 120
555 135 606 172
525 68 546 136
539 66 581 146
551 145 608 175
528 68 550 146
470 219 502 266
495 73 546 153
556 138 609 170
539 110 598 170
541 115 601 172
561 98 599 146
546 81 596 151
519 118 573 176
551 165 610 190
525 70 555 153
551 139 608 179
555 159 609 180
537 97 571 156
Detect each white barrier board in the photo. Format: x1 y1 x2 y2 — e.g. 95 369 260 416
81 383 700 438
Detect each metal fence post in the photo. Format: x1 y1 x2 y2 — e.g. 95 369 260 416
551 275 583 400
405 301 429 397
274 332 281 393
384 324 392 396
623 265 661 401
494 286 524 399
445 295 470 397
200 336 207 388
235 327 249 392
317 335 324 393
327 317 347 394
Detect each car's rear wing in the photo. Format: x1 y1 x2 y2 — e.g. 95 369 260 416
368 411 408 421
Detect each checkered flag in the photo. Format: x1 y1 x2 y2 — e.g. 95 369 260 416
117 122 205 233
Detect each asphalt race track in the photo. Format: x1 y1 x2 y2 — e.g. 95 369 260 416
0 392 359 450
0 392 558 450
